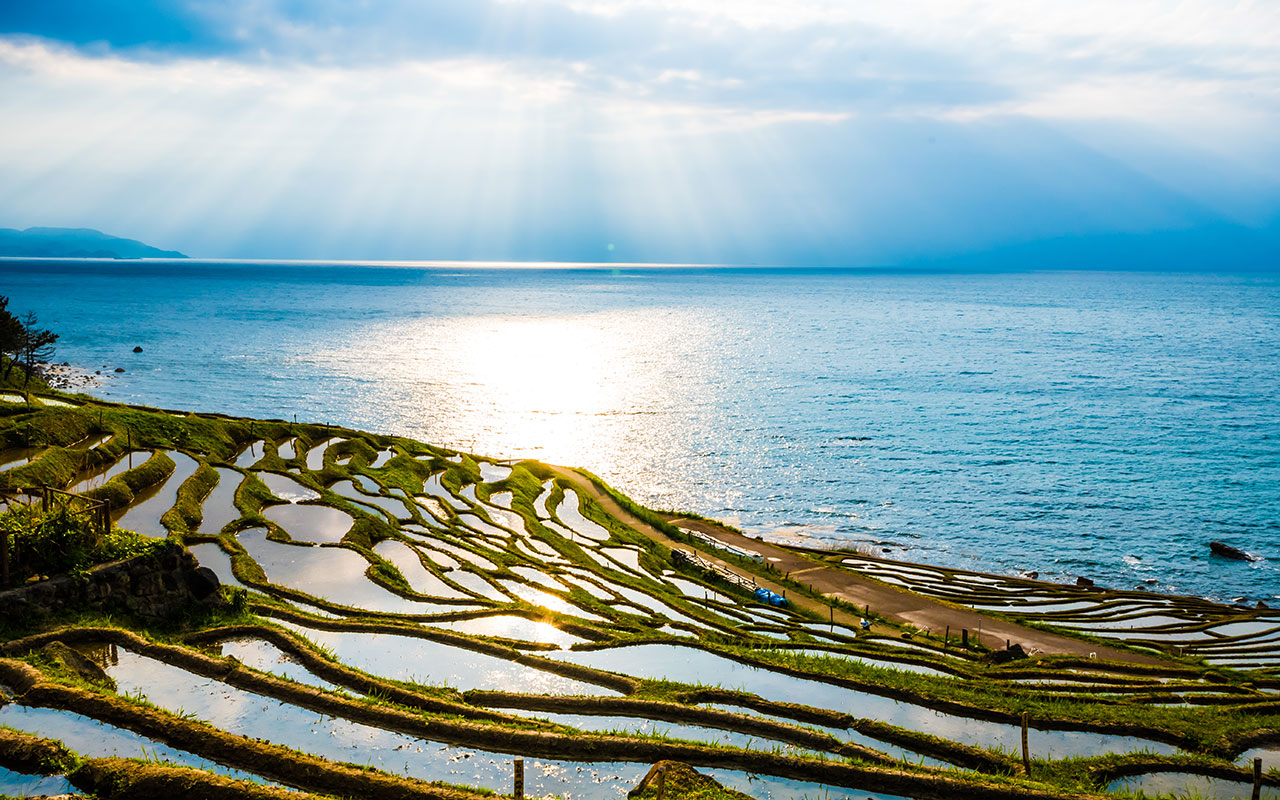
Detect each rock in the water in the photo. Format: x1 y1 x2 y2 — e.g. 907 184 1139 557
1075 576 1095 588
1024 571 1039 580
132 345 143 353
1209 541 1255 561
114 367 126 373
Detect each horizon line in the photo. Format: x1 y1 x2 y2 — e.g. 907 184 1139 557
2 256 1277 275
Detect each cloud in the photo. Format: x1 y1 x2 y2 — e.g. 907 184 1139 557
0 1 1275 264
5 0 1276 125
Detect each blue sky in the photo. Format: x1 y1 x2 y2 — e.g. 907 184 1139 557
0 0 1276 266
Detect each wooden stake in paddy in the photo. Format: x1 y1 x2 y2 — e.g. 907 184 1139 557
514 758 524 800
1253 757 1262 800
1021 712 1031 776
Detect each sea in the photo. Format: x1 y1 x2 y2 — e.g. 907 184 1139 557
4 259 1278 603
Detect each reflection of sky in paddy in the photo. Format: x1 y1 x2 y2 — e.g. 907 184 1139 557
263 502 351 544
0 702 265 784
258 472 321 502
91 647 639 796
216 638 343 691
331 479 413 521
188 542 245 589
198 467 244 533
305 437 340 470
239 529 475 613
372 539 472 598
114 452 200 537
1109 772 1279 800
69 450 150 493
549 644 1179 759
234 440 266 468
424 614 585 647
277 621 619 696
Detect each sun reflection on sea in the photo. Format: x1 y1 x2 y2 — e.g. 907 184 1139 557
318 308 719 480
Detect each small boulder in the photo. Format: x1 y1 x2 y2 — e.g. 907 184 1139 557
184 565 221 601
1075 576 1094 588
984 643 1029 664
628 761 752 799
37 641 116 690
1024 571 1039 580
114 367 126 373
1209 541 1255 561
132 346 143 353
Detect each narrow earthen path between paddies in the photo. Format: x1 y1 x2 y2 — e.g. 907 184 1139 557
549 466 1166 666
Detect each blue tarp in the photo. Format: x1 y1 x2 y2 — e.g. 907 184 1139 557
753 587 789 607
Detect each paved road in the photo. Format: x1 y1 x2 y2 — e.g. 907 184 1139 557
550 466 1166 666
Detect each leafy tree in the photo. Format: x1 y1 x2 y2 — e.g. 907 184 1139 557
0 296 23 384
17 311 57 389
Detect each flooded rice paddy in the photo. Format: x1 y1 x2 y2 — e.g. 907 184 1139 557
835 554 1280 670
0 702 269 785
546 644 1176 758
113 451 200 537
275 621 621 696
8 419 1278 800
1107 771 1279 799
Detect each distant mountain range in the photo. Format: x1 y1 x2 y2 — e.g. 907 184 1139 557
0 227 186 259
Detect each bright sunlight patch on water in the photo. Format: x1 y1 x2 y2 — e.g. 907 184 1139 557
319 309 714 474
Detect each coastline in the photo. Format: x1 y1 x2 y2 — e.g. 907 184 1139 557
1 388 1278 800
4 263 1276 604
30 360 107 393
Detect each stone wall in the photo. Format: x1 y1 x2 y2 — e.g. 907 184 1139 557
0 544 222 623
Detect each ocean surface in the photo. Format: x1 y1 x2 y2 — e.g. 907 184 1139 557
4 260 1278 602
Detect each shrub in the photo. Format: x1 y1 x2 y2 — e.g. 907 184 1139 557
0 501 157 585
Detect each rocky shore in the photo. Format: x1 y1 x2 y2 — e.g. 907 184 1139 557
31 361 106 392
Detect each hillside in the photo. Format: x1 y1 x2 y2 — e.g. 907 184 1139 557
0 227 186 259
0 391 1277 799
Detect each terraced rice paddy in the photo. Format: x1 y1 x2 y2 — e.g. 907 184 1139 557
1 398 1278 800
0 702 269 785
69 450 149 494
113 451 200 537
831 554 1280 670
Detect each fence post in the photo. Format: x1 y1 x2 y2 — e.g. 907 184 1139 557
1253 757 1263 800
1021 712 1031 776
513 758 524 800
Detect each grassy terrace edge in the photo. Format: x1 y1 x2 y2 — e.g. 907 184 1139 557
0 387 1278 800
